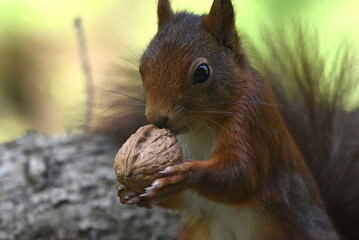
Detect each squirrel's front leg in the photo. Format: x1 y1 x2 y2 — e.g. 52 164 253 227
141 159 205 200
142 152 254 205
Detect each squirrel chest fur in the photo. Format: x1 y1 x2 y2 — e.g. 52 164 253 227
113 0 359 239
177 128 276 240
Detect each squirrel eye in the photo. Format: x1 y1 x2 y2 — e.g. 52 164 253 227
192 64 210 84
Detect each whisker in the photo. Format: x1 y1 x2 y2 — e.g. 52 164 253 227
188 124 194 133
105 104 145 110
245 115 271 136
200 115 228 131
195 100 277 108
92 102 145 120
189 109 271 136
104 60 141 72
105 110 142 121
103 90 146 103
189 117 216 138
189 110 238 116
112 56 140 69
116 42 142 61
196 100 308 120
94 105 145 118
95 86 145 104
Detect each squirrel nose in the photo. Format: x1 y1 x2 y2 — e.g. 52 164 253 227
147 113 169 129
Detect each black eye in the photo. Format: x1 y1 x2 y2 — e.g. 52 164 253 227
192 64 210 84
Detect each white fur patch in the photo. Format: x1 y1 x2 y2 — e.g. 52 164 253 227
177 127 266 239
176 126 216 162
184 192 264 240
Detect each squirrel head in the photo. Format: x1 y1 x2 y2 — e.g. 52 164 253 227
140 0 249 134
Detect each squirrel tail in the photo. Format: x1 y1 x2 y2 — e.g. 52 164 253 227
90 64 146 146
246 24 359 239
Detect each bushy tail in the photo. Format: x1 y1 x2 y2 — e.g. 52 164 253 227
245 24 359 240
90 64 147 146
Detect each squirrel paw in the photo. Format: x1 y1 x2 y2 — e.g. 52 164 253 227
141 162 199 200
116 184 157 208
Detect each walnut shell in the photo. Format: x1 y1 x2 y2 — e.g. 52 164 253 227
114 124 183 193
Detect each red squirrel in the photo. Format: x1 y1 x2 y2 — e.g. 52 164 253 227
113 0 359 239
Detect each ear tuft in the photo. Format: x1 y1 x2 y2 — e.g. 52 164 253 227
203 0 239 50
158 0 174 27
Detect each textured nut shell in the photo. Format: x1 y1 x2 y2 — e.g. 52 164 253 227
114 124 183 193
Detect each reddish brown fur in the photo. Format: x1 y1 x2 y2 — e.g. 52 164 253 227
113 0 354 239
246 24 359 239
178 221 211 240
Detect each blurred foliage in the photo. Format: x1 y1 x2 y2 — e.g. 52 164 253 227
0 0 358 143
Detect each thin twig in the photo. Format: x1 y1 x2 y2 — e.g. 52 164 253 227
74 17 93 133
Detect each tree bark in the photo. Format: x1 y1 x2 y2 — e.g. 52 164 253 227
0 132 181 240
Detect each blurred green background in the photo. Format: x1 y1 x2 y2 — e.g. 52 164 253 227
0 0 358 143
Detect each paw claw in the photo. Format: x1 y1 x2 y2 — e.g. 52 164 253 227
159 166 173 174
151 180 160 189
139 193 148 198
142 186 155 196
127 196 140 204
124 191 137 200
145 186 155 192
115 183 126 191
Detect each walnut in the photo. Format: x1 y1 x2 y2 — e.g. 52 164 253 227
114 124 183 193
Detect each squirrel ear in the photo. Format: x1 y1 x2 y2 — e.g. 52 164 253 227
203 0 239 50
157 0 175 27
